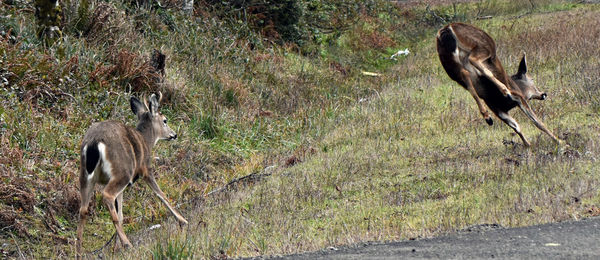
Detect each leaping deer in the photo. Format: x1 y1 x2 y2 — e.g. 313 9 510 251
436 22 560 146
76 92 188 256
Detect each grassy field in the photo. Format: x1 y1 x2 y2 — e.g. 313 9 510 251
1 0 599 258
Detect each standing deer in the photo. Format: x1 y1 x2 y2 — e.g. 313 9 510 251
436 23 560 146
76 92 188 255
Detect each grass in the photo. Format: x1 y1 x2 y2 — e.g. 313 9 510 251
132 2 600 259
1 0 599 258
160 3 599 258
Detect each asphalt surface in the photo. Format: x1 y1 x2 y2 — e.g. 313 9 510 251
261 217 600 259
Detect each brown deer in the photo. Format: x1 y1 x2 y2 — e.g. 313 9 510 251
76 92 188 256
436 22 560 146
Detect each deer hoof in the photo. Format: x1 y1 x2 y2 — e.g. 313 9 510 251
485 117 493 126
178 219 189 228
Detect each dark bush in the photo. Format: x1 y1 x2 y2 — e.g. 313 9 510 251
200 0 306 45
34 0 63 40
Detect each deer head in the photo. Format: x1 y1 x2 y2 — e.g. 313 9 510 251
130 92 177 146
511 55 547 101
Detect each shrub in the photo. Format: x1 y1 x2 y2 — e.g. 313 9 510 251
198 0 371 47
200 0 305 45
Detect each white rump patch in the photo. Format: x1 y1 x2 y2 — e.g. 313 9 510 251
452 48 461 64
97 142 112 180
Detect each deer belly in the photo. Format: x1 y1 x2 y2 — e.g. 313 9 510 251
475 77 518 111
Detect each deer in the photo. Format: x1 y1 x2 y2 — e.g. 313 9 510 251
76 92 188 256
436 22 560 146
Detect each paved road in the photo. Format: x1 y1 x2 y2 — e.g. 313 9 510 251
265 217 600 259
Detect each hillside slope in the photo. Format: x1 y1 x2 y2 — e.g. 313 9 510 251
1 0 599 258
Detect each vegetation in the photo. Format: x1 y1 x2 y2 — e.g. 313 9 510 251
0 0 598 258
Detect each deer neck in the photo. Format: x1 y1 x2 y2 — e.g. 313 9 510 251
507 77 520 92
136 122 157 150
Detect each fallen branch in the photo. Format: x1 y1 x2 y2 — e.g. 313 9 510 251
206 165 277 197
207 172 272 197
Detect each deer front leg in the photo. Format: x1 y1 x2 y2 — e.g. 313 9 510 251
459 68 493 125
513 96 560 144
143 175 188 226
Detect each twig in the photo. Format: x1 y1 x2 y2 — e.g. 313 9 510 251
56 91 76 101
89 232 116 256
426 5 447 25
0 224 14 232
206 167 276 197
206 172 272 196
9 233 25 260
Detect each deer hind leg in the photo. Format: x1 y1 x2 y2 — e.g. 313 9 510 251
459 68 493 125
468 56 513 99
513 96 560 143
102 179 133 249
76 177 95 257
497 111 531 146
143 175 188 226
112 192 124 251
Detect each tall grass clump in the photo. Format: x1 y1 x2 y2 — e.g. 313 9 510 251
152 236 196 260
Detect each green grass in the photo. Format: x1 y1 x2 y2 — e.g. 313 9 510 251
125 3 600 258
1 0 599 258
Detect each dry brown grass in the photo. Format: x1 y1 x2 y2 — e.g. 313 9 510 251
493 9 600 62
85 2 137 47
111 49 161 92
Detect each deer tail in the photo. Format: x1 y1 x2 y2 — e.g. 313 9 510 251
84 142 101 174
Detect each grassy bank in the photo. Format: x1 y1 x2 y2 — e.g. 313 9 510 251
1 0 598 258
133 2 600 259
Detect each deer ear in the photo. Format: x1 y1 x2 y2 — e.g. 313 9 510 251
518 54 527 75
156 91 163 104
149 93 160 115
130 96 147 117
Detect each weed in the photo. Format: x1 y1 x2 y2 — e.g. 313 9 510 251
152 236 196 260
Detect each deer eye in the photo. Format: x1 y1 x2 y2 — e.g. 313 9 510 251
163 119 167 124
